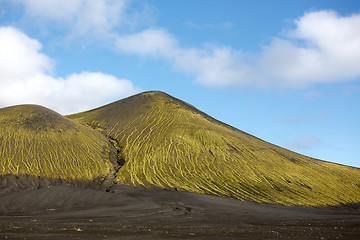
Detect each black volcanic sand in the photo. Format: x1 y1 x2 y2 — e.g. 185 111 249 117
0 184 359 240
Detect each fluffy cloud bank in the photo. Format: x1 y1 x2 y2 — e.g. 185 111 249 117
115 10 360 88
115 29 252 87
0 27 137 114
259 10 360 87
11 0 129 37
6 1 360 89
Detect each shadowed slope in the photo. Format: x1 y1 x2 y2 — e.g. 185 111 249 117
0 105 117 183
69 91 360 207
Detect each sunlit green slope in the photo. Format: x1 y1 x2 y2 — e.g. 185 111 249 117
0 105 117 182
69 91 360 207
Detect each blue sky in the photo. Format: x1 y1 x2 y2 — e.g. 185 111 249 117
0 0 359 168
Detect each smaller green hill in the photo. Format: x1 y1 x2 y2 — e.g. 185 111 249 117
0 105 117 183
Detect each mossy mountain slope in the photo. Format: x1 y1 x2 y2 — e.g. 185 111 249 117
0 105 117 183
69 91 360 207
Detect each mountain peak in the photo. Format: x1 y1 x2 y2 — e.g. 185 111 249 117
2 92 360 207
69 91 360 207
117 90 190 107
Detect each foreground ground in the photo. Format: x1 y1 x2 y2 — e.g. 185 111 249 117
0 184 359 240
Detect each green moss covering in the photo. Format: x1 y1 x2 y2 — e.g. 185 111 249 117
69 91 360 207
0 105 116 182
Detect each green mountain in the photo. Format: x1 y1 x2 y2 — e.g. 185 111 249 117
0 92 359 207
68 91 360 207
0 105 117 183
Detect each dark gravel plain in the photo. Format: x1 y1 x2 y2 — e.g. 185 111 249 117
0 181 359 240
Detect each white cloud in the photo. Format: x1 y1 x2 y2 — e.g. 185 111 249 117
115 29 252 87
116 28 177 57
259 10 360 87
13 0 83 20
12 0 133 37
6 3 360 89
0 26 53 81
114 29 253 87
0 26 138 114
115 10 360 88
172 46 252 87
